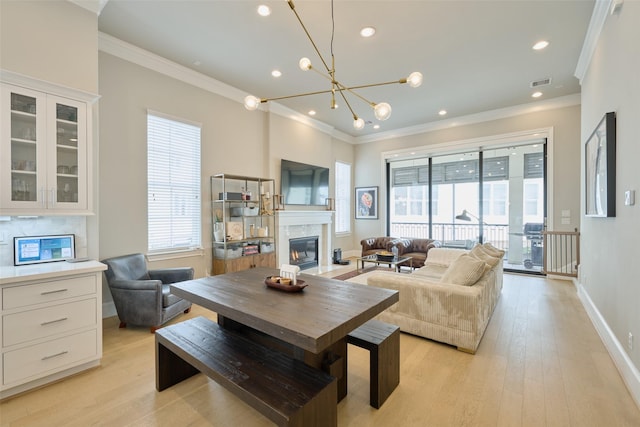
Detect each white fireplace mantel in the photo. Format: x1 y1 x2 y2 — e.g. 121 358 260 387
275 210 333 268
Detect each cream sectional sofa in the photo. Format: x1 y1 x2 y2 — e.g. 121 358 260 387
364 245 504 354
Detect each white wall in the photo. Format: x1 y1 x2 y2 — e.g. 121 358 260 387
580 1 640 378
98 52 266 277
98 50 355 308
0 0 98 95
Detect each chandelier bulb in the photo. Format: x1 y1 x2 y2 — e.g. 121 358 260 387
407 71 423 88
244 95 262 111
299 57 312 71
353 117 365 130
374 102 392 121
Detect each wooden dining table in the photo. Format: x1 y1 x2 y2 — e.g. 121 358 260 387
170 267 399 401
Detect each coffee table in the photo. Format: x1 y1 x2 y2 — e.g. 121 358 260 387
356 254 413 273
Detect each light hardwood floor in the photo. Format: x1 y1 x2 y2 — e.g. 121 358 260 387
1 271 639 426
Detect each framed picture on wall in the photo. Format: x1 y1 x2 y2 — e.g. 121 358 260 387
355 186 378 219
585 111 616 217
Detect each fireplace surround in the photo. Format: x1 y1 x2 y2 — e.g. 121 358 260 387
275 211 333 268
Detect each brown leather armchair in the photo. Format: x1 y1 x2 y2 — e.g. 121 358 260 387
360 237 402 257
394 238 441 268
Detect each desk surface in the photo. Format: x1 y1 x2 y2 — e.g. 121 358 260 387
171 267 398 354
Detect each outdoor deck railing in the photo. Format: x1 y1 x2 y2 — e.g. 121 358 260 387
389 222 509 250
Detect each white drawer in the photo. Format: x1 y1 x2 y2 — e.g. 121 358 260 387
3 329 97 386
3 298 97 347
3 275 97 310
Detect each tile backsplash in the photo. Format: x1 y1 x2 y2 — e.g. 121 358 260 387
0 216 87 266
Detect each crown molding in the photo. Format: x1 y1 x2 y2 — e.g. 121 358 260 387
99 32 356 144
99 32 579 146
68 0 109 15
353 94 581 145
0 69 100 103
575 0 613 84
266 103 355 143
99 32 248 105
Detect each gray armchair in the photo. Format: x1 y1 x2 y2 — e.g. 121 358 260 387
102 253 194 333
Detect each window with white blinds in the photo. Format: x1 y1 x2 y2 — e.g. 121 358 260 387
147 112 201 252
335 161 351 233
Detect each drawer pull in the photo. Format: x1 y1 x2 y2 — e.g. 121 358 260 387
41 288 69 295
41 350 69 361
41 317 69 326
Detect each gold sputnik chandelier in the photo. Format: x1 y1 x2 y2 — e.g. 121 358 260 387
244 0 423 130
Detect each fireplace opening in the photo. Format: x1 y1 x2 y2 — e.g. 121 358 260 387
289 236 319 270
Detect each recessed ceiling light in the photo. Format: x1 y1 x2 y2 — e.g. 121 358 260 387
532 91 543 98
308 110 316 116
438 110 447 116
533 40 549 50
271 70 282 77
257 5 271 16
360 27 376 38
373 124 380 129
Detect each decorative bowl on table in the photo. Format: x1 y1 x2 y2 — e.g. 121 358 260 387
265 276 307 292
376 251 395 262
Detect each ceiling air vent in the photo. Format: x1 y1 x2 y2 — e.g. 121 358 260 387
530 77 552 88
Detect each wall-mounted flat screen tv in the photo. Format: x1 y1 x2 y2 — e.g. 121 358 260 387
281 159 329 206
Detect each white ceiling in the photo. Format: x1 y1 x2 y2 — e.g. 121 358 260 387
97 0 595 138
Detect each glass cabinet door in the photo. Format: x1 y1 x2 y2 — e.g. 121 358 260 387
1 84 87 212
53 102 79 204
1 86 47 209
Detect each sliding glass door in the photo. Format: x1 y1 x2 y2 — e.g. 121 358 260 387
388 141 546 273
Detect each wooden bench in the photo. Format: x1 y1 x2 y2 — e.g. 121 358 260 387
347 319 400 409
156 316 337 427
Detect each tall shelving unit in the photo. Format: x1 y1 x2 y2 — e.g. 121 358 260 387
211 174 276 275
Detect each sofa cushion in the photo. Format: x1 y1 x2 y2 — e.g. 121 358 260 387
440 254 488 286
470 245 501 267
424 248 467 267
481 242 505 258
412 264 449 280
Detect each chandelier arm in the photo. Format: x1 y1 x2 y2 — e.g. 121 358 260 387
334 86 359 119
262 88 341 102
343 79 408 91
287 0 332 74
334 81 376 107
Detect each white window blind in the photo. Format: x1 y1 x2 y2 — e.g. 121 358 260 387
147 112 201 252
335 161 351 233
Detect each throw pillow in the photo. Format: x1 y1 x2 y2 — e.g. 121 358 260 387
440 254 487 286
482 242 505 258
470 245 500 267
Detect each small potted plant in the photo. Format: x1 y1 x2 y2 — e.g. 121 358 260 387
214 209 225 242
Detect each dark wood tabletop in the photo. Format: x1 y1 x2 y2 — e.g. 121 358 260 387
170 267 399 354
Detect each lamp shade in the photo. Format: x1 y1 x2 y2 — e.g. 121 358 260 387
455 210 472 221
407 71 423 88
374 102 392 121
244 95 261 110
299 57 312 70
353 117 365 130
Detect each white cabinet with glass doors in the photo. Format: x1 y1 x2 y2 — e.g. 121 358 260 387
1 83 90 214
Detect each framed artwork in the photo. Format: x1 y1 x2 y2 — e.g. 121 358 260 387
585 111 616 217
355 186 378 219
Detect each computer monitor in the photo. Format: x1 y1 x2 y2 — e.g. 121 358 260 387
13 234 76 266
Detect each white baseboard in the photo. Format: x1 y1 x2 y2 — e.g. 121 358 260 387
576 281 640 408
102 301 117 319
